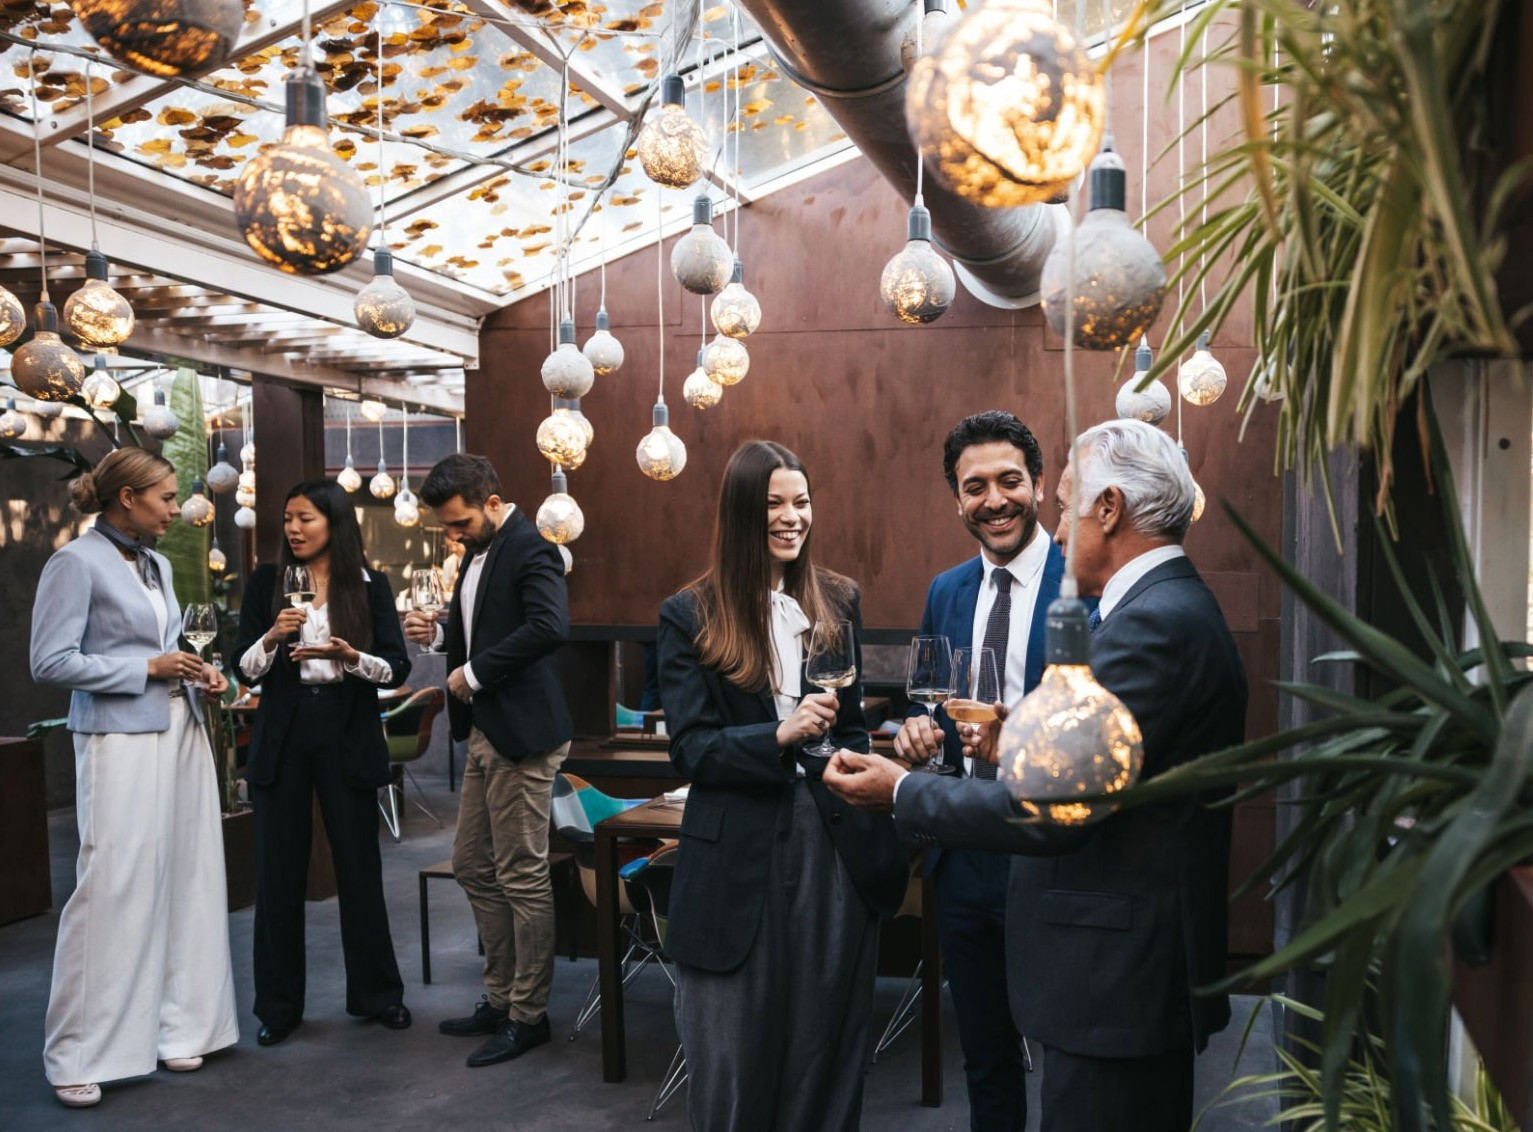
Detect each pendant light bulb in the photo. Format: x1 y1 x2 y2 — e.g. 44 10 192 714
207 443 239 493
1177 332 1227 406
337 453 362 493
1115 336 1171 425
683 348 722 409
180 478 214 527
369 458 396 499
703 333 750 387
637 74 709 189
142 388 179 439
0 398 27 439
208 537 228 573
635 400 687 481
560 398 595 446
536 406 589 471
0 281 24 347
582 309 625 376
355 248 416 338
541 318 596 399
81 354 122 411
393 479 419 527
234 505 257 530
63 250 135 347
880 203 956 325
671 196 733 296
68 0 245 77
710 260 761 339
535 467 585 545
359 397 388 423
12 302 85 402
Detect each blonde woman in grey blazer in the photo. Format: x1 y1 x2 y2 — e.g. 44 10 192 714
30 448 239 1110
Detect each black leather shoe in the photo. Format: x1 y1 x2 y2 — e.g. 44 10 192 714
257 1021 298 1047
375 1004 412 1030
439 996 509 1037
465 1015 550 1067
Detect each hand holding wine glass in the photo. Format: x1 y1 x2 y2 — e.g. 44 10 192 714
949 647 1003 769
181 603 218 690
281 564 314 652
410 569 446 654
802 619 856 759
902 635 955 773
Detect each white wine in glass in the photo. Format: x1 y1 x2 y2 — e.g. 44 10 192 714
282 564 313 652
181 602 217 689
803 619 855 758
411 569 446 654
907 635 957 774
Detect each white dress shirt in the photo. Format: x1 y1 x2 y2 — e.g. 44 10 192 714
240 570 393 686
1097 544 1187 624
454 503 514 695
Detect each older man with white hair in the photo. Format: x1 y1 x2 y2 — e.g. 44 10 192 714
826 419 1248 1132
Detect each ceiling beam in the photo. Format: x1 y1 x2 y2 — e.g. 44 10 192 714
458 0 637 119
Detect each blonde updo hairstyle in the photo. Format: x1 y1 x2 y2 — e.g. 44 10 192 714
70 447 176 516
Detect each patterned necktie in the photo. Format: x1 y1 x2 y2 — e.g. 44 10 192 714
973 569 1012 780
1088 606 1103 633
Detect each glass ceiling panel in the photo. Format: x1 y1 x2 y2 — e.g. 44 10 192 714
698 59 848 191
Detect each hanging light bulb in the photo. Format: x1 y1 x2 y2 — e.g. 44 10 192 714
235 484 257 507
234 505 257 530
393 480 419 527
337 453 362 493
142 388 179 439
68 0 244 77
558 543 574 574
1041 140 1167 350
233 67 372 275
635 401 687 481
1191 481 1206 522
582 309 624 376
0 282 23 347
900 0 951 73
637 74 708 189
81 354 122 410
536 406 589 471
355 248 416 338
880 202 956 325
996 595 1145 826
63 250 135 347
359 397 388 423
671 196 733 296
560 398 595 447
239 439 256 467
237 466 256 493
1177 332 1227 406
207 443 239 493
208 536 228 573
12 302 85 402
1115 336 1172 425
180 477 214 526
703 334 750 387
907 0 1105 207
541 317 596 399
535 467 585 544
683 349 722 409
369 458 396 499
0 398 27 439
710 260 761 339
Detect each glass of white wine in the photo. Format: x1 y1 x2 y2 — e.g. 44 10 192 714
282 564 314 653
411 569 446 654
803 619 856 759
181 603 218 690
947 646 1001 725
906 635 956 774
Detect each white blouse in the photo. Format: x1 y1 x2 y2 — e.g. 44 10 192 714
240 574 393 686
768 586 810 722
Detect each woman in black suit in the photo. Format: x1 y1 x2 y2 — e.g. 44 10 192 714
235 479 411 1046
656 441 906 1132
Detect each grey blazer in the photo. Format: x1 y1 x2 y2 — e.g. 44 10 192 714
31 526 201 734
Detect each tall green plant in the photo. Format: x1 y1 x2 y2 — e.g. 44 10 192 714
156 367 209 607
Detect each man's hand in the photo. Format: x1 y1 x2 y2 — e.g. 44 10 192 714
957 702 1009 766
403 610 438 646
447 666 473 702
201 665 230 696
290 635 361 667
892 712 945 769
823 750 906 814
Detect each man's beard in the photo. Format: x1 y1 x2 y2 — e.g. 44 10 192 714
460 523 496 555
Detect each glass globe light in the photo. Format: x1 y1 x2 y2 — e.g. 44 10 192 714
237 467 255 492
239 440 255 466
1191 481 1206 523
67 0 244 77
1177 332 1227 406
142 388 179 439
233 68 372 275
558 398 595 446
0 282 24 347
880 203 956 325
541 317 596 399
63 251 135 348
535 468 585 545
234 505 257 530
393 482 420 527
1041 141 1167 350
637 74 709 190
355 248 416 339
235 484 256 507
710 260 761 339
635 401 687 481
901 0 952 73
337 453 363 493
1115 336 1171 425
997 596 1144 826
703 333 750 387
683 350 722 409
12 302 85 402
582 308 624 376
180 478 214 527
536 408 589 471
207 443 239 493
0 398 26 439
558 543 573 574
369 459 396 499
81 355 122 410
358 397 387 424
671 196 733 296
208 537 228 574
907 0 1105 208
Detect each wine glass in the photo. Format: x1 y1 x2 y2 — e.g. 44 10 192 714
949 647 1001 773
802 619 856 759
411 569 446 654
282 564 313 652
181 603 218 690
906 635 956 774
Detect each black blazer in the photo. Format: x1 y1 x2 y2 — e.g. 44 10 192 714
656 586 908 974
443 508 571 761
235 563 411 791
895 556 1247 1059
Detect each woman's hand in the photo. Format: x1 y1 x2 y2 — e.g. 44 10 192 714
262 606 307 648
148 651 205 682
201 665 230 696
776 691 839 748
290 635 361 667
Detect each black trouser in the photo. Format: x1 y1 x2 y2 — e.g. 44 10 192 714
1040 1043 1193 1132
251 685 404 1029
933 848 1027 1132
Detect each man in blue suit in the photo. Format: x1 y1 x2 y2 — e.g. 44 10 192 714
890 411 1063 1132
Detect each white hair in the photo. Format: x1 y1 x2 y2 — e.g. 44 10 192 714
1072 419 1196 540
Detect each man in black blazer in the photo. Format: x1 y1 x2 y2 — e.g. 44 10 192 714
408 454 572 1068
825 419 1247 1132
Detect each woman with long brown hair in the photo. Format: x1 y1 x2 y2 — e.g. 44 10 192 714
656 440 906 1132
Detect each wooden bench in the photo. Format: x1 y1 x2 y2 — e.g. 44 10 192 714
418 852 574 984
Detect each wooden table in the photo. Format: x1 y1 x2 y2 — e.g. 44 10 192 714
594 796 944 1106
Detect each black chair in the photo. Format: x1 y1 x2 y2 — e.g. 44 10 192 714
629 845 686 1120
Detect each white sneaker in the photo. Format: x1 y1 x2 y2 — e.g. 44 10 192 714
54 1084 102 1108
162 1057 204 1072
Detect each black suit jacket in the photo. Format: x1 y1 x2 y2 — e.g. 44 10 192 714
656 586 908 974
444 508 571 761
895 556 1247 1059
235 564 411 791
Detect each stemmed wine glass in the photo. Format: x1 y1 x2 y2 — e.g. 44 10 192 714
411 569 446 654
906 635 956 774
282 564 314 652
948 647 1001 724
802 619 856 759
181 603 217 690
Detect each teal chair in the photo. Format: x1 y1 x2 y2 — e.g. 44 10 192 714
378 687 446 842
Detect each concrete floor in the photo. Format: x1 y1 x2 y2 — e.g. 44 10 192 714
0 772 1279 1130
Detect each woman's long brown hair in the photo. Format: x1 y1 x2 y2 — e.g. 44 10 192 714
687 440 852 693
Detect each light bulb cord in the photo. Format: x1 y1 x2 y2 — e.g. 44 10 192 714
376 15 388 243
400 399 408 479
656 192 665 405
345 397 353 457
1059 174 1084 601
731 4 742 254
1176 3 1187 446
85 59 98 251
913 0 924 204
29 49 47 301
1199 22 1209 317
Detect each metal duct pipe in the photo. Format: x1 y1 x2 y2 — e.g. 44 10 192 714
735 0 1066 308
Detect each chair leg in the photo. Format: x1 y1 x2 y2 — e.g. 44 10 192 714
419 872 431 985
647 1044 688 1121
402 765 445 827
872 960 923 1063
379 782 401 842
570 926 653 1040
